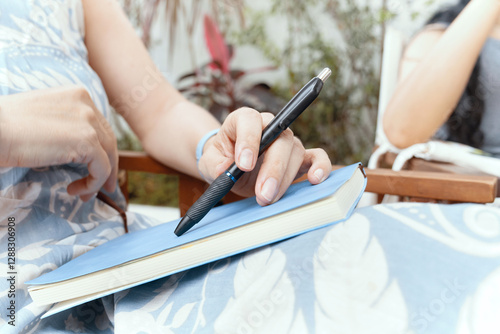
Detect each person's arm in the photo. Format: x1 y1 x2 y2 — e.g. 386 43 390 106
82 0 219 179
383 0 500 149
82 0 331 205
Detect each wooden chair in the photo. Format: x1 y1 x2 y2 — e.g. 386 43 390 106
118 151 244 216
118 151 498 215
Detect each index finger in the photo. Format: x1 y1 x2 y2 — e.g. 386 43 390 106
67 145 112 201
222 108 265 172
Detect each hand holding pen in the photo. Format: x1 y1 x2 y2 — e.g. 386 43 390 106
176 68 333 236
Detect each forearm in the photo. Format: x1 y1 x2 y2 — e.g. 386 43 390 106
383 0 500 148
140 99 221 179
81 0 332 204
82 0 220 178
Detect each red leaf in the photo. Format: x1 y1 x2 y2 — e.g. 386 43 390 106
203 15 230 74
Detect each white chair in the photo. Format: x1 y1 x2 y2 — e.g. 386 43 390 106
361 27 500 205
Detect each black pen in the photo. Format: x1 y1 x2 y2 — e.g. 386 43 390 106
174 68 332 236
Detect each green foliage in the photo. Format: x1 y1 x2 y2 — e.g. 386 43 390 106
378 8 397 23
116 132 179 207
116 126 143 152
127 172 179 207
229 0 381 164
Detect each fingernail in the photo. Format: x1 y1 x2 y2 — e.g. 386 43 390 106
261 177 279 203
314 169 325 182
239 148 254 170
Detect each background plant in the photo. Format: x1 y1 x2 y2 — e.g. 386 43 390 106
116 0 432 205
177 15 281 121
228 0 383 164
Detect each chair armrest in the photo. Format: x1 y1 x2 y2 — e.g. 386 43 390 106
118 150 180 174
382 152 500 198
118 150 244 215
363 167 498 203
118 151 498 215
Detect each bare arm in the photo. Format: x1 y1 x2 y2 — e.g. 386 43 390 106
383 0 500 149
82 0 220 179
81 0 332 205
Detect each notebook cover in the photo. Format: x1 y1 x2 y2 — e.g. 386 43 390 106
28 163 365 286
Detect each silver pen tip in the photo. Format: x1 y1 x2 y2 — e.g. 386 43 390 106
316 68 332 83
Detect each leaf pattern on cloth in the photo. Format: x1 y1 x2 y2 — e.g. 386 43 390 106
16 240 51 261
0 0 83 53
313 213 411 334
215 246 296 334
115 310 174 334
0 2 134 333
456 267 500 333
137 274 182 314
114 274 200 333
99 204 500 334
0 181 42 202
375 204 500 257
0 0 109 114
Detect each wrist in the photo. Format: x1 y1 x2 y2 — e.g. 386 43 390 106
196 129 220 178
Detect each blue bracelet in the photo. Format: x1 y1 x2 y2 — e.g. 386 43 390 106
196 129 220 169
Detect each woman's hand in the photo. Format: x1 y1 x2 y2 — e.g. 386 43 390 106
80 0 330 203
0 86 117 201
198 108 332 206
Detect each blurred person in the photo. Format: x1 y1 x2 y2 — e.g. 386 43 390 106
383 0 500 157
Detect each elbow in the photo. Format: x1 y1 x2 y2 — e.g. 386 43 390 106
382 115 420 150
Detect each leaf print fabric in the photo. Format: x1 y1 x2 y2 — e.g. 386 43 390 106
313 213 410 334
111 204 500 334
0 1 152 333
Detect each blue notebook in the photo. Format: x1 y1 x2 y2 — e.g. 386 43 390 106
27 163 367 317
